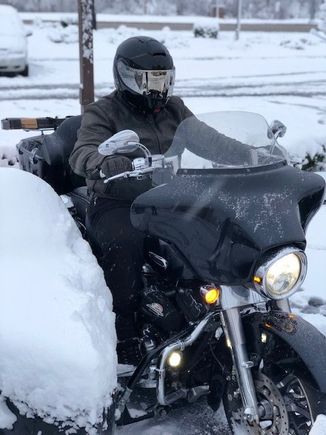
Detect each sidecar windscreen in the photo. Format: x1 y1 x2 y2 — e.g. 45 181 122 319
164 112 288 172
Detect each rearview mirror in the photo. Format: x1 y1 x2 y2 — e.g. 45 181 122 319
98 130 140 156
270 120 287 139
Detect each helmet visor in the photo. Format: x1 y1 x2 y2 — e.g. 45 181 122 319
117 60 175 97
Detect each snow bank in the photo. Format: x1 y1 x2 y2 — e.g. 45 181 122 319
0 168 117 431
310 415 326 434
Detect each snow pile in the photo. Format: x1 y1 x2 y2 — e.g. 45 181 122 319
47 23 79 44
0 145 18 168
310 415 326 434
0 168 117 431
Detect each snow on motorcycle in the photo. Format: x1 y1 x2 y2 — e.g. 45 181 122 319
1 110 326 434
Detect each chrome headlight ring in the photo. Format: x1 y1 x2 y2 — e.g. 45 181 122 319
253 247 307 300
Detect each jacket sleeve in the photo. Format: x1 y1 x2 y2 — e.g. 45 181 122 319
69 102 116 179
174 117 253 166
181 100 194 120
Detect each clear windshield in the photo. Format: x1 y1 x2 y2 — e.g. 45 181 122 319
165 111 288 172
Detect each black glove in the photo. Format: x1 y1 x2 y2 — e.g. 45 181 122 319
101 156 132 178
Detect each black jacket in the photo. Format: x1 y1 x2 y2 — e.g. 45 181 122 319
69 91 193 200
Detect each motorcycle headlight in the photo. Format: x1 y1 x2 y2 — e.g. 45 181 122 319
253 249 307 300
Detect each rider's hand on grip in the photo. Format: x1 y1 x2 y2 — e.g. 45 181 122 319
100 156 132 178
132 157 148 171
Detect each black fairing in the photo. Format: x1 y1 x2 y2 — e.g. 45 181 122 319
131 163 325 285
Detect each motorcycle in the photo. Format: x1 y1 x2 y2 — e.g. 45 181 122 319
1 110 326 434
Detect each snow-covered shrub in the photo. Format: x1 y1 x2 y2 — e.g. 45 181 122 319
291 145 326 172
47 23 79 44
280 37 315 50
193 19 219 39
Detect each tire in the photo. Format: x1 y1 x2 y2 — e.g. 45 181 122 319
223 367 317 434
21 65 29 77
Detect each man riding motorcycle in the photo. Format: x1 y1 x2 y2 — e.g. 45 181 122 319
69 36 247 364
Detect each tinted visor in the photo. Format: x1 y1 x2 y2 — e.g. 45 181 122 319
117 60 175 97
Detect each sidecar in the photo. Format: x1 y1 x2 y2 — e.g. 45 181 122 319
0 123 117 434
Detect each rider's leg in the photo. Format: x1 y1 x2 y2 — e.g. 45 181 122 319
86 197 145 340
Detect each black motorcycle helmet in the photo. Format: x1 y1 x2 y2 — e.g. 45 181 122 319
113 36 175 112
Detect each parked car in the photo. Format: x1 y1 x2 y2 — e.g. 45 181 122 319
0 5 30 77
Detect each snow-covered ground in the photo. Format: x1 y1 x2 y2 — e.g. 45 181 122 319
1 23 325 162
0 21 325 434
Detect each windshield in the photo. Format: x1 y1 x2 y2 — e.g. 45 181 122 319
165 111 288 171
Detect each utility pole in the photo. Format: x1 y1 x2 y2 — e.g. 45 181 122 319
78 0 95 113
144 0 148 15
235 0 242 40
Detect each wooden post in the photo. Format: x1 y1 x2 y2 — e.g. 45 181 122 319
78 0 95 113
215 0 219 18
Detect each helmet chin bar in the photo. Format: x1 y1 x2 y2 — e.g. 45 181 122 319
122 88 169 113
145 90 169 111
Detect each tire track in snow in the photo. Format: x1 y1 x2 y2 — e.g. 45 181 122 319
1 80 326 101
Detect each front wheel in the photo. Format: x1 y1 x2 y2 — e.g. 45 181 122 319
21 65 29 77
223 369 316 434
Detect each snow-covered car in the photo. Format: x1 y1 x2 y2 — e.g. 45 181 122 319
0 5 29 77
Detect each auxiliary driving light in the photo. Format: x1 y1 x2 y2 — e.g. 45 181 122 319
167 351 182 368
200 285 221 305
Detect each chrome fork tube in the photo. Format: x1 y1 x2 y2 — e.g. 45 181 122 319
221 307 259 423
275 298 291 312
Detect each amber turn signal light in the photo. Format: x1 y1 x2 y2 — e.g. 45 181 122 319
200 285 221 305
253 276 262 284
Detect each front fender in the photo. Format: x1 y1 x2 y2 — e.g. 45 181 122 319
246 311 326 393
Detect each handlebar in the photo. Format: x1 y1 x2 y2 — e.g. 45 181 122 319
101 166 155 183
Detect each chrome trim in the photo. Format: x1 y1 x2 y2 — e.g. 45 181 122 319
157 312 215 406
221 308 259 422
253 247 307 300
220 285 267 311
275 298 291 312
148 251 168 270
